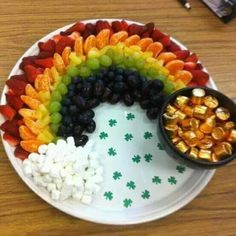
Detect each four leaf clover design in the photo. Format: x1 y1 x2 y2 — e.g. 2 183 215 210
141 190 150 199
123 198 133 208
108 147 117 156
144 153 153 162
126 181 136 190
104 191 113 201
113 171 122 180
176 164 186 174
132 154 141 163
99 131 108 140
157 142 164 150
109 119 117 127
126 113 135 120
124 133 133 141
152 176 162 185
144 131 153 140
168 176 177 185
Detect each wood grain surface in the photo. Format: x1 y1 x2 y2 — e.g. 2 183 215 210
0 0 236 235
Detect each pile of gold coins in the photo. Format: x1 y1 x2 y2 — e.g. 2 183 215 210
164 88 236 162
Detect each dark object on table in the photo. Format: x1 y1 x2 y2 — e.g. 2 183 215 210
178 0 191 9
202 0 236 23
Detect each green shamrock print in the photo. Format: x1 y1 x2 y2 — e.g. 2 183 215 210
104 191 113 201
123 198 133 208
144 131 153 140
157 142 164 150
141 190 150 199
152 176 162 185
108 147 117 156
144 153 153 162
99 131 108 140
113 171 122 180
126 113 135 120
132 154 141 163
124 133 133 141
126 181 136 190
168 176 177 185
109 119 117 127
176 164 186 174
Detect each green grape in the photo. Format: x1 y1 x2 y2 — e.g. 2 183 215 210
105 48 114 59
148 67 158 78
50 124 60 134
80 66 91 77
62 75 72 85
86 58 100 70
135 58 145 70
163 81 175 95
51 91 62 102
50 112 62 124
99 55 112 67
67 65 80 77
112 54 123 65
57 83 68 95
48 101 61 113
124 56 134 68
156 74 167 82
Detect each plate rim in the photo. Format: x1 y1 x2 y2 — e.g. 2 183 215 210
0 18 216 225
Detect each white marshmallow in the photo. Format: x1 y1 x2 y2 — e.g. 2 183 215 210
81 194 92 204
38 144 48 154
51 189 60 201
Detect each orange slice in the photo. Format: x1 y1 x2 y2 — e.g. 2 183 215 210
19 125 37 140
110 31 128 45
137 38 153 51
20 140 43 153
125 35 140 47
146 42 163 57
20 95 40 110
175 70 193 85
53 53 66 74
25 84 39 99
165 60 185 75
62 46 71 66
96 29 111 49
157 52 176 64
84 35 96 54
74 36 84 56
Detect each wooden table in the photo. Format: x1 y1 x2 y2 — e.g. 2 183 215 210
0 0 236 235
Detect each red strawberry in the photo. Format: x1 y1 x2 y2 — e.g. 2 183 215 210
24 65 43 83
34 58 54 68
141 22 155 38
184 62 197 70
128 24 144 36
168 41 181 52
14 146 30 160
9 74 28 83
5 94 24 110
6 78 27 96
190 70 209 86
85 23 95 33
82 30 92 40
38 39 55 53
185 53 198 63
174 50 190 60
159 35 171 47
0 119 19 136
55 36 75 54
121 20 129 31
3 132 20 146
37 51 54 59
64 22 86 34
141 32 150 38
112 21 123 32
19 56 37 70
195 63 203 70
17 119 24 126
187 82 198 87
0 105 16 120
95 20 111 34
151 28 166 41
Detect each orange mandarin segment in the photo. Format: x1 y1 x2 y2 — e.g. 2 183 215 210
34 74 51 92
146 42 163 58
25 84 39 99
96 29 111 49
20 140 43 153
84 35 97 54
19 108 39 119
53 53 66 74
165 60 185 75
110 31 128 45
74 36 84 56
175 70 193 85
23 117 44 135
62 46 71 66
157 52 176 63
137 38 153 51
125 35 140 46
20 95 41 110
19 125 37 140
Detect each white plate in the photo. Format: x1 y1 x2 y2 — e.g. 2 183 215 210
0 19 216 225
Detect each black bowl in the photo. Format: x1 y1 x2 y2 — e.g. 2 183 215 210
157 86 236 169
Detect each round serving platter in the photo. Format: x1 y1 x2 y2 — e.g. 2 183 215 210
0 19 216 225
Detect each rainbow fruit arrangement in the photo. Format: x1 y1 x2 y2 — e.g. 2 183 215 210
0 20 210 160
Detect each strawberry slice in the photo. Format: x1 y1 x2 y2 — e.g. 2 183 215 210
6 78 27 96
0 105 16 120
151 29 166 41
121 20 129 31
24 65 43 83
3 132 20 146
0 119 19 136
128 24 144 36
5 94 24 110
38 39 55 53
159 35 171 47
34 58 54 68
9 74 28 83
95 20 111 34
19 56 37 70
190 70 209 86
63 22 85 35
168 41 181 52
14 145 30 160
37 51 54 59
196 63 203 70
55 36 75 54
112 21 123 32
184 62 197 71
17 119 25 126
185 53 198 63
174 50 190 60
